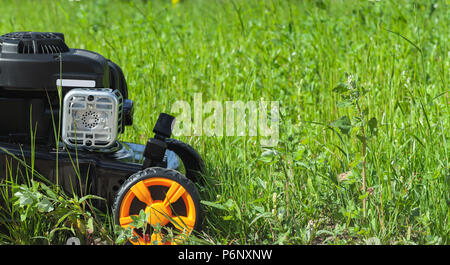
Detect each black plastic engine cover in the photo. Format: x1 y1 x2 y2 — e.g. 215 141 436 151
0 32 110 93
0 32 132 145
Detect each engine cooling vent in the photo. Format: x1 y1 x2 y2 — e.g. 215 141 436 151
62 88 123 149
0 31 69 54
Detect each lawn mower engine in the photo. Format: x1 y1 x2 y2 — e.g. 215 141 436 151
0 32 204 244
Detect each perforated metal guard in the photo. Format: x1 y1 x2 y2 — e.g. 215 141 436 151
62 88 123 149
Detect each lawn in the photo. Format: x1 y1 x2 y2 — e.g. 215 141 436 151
0 0 448 244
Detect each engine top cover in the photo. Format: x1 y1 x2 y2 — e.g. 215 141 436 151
0 31 127 99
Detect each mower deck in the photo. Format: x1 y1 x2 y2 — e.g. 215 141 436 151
0 141 180 208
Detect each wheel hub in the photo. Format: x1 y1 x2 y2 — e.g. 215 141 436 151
145 202 172 226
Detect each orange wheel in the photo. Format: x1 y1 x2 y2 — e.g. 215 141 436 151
113 167 201 245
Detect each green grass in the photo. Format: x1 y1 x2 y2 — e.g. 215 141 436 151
0 0 448 244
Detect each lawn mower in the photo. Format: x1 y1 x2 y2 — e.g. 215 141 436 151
0 32 205 244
